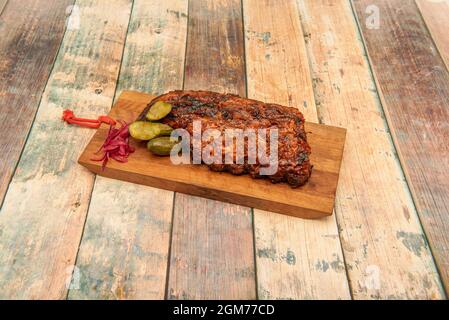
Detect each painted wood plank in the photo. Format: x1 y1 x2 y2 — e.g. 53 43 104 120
0 0 132 299
352 0 449 295
243 0 351 299
68 0 188 300
416 0 449 68
0 0 73 206
0 0 8 15
167 0 256 300
298 0 445 299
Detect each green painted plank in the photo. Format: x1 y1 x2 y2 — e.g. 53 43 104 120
0 0 132 299
0 0 73 206
68 0 188 300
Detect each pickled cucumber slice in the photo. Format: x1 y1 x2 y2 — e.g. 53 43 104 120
146 101 173 121
129 121 173 141
157 123 174 136
147 137 179 156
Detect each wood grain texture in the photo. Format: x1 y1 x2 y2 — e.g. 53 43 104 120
416 0 449 68
300 0 445 298
0 0 73 206
167 0 256 300
353 0 449 295
0 0 132 299
69 0 188 299
244 0 351 299
0 0 8 15
79 91 346 219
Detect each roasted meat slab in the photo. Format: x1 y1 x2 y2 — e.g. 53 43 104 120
138 91 312 187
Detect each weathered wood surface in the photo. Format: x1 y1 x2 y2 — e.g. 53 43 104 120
243 0 351 299
69 0 188 299
0 0 73 206
300 0 444 298
416 0 449 68
0 0 8 15
0 0 447 301
167 0 256 300
353 0 449 295
307 0 445 299
0 0 132 299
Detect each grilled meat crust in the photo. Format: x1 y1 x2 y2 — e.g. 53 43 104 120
138 90 312 187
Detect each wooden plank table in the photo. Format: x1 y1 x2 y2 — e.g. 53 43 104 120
0 0 447 299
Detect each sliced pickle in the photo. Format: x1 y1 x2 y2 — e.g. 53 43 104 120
157 123 174 136
147 136 179 156
146 101 173 121
129 121 173 141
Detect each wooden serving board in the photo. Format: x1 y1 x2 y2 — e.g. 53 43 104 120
79 91 346 219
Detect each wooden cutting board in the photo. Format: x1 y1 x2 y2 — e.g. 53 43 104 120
79 91 346 219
